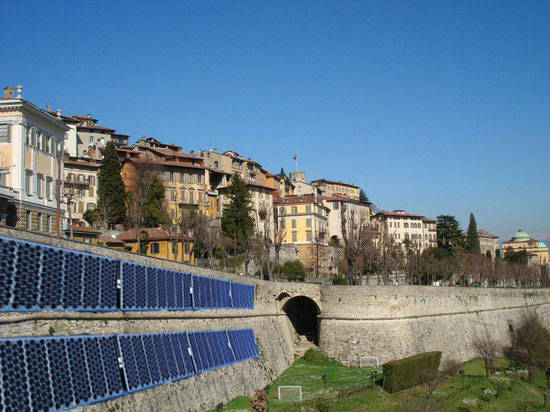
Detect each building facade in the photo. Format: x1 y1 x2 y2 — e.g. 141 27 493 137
322 196 373 245
501 230 549 266
275 194 330 276
63 155 100 227
311 178 360 200
478 230 499 258
372 210 437 251
0 85 68 233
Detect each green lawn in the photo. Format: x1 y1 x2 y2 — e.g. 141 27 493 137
219 351 549 412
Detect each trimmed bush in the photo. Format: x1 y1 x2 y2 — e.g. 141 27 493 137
383 351 442 393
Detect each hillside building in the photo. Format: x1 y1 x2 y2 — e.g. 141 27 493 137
372 209 437 251
478 230 499 258
311 178 360 200
501 230 549 266
0 85 68 233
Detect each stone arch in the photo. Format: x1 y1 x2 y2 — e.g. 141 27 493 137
276 292 291 301
282 295 321 345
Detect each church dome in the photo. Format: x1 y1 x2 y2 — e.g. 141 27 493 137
512 230 530 240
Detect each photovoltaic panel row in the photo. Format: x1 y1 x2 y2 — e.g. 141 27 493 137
0 328 258 411
0 234 254 313
0 334 124 412
0 235 119 312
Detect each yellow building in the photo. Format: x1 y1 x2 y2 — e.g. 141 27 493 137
117 228 195 264
275 194 329 276
118 138 210 222
310 178 360 200
501 230 549 266
64 225 101 244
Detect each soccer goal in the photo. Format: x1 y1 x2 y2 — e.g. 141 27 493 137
277 385 303 401
359 355 379 368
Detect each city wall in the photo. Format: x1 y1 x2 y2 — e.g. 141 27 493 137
0 226 549 411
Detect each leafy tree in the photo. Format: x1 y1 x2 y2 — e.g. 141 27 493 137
436 215 464 252
82 208 100 227
143 175 165 227
359 188 370 203
281 260 306 281
504 248 529 265
221 173 254 252
97 142 126 227
465 213 481 253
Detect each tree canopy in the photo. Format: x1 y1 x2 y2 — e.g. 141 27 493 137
359 188 370 203
97 142 126 227
465 212 481 253
143 175 165 227
221 173 254 252
436 215 464 252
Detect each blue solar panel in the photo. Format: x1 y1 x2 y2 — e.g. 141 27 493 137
84 337 109 400
142 334 161 384
66 337 92 405
183 273 192 309
0 237 16 308
47 338 74 409
161 334 179 379
118 335 140 391
63 251 84 309
38 245 64 309
134 265 147 309
12 242 41 310
98 336 124 397
100 259 119 310
178 333 195 375
121 263 137 310
187 332 204 373
146 266 159 309
157 269 167 309
169 334 187 379
152 334 170 381
131 335 151 388
25 338 54 411
165 271 176 310
0 339 30 410
83 255 101 309
174 272 184 309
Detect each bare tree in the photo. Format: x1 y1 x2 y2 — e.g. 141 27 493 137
62 176 84 240
473 334 498 376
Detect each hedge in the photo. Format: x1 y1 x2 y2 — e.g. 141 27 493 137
382 351 442 393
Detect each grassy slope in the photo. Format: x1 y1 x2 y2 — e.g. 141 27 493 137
220 352 549 412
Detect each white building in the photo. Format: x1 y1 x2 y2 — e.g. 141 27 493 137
372 209 437 251
322 196 373 245
0 85 68 233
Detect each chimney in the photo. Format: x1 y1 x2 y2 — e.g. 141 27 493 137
3 86 14 98
56 108 62 118
46 104 51 112
16 85 23 98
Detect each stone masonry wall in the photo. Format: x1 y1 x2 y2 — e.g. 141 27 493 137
1 227 549 410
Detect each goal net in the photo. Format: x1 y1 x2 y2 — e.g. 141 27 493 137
277 385 303 401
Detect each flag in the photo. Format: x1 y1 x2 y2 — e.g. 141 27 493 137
292 155 297 160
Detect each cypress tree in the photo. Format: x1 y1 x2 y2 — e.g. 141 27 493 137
97 142 126 227
465 213 481 254
359 188 370 203
143 175 165 227
221 173 254 252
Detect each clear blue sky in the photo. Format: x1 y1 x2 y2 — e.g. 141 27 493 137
3 1 549 242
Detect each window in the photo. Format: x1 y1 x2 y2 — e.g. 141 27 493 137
0 123 10 143
292 219 296 228
279 207 285 215
198 190 203 202
179 172 185 182
180 189 186 202
189 189 194 203
169 171 174 182
170 189 176 201
291 206 297 214
306 218 311 227
306 230 312 241
185 242 190 254
37 213 42 231
404 222 409 228
0 171 6 186
150 243 160 254
89 186 94 197
88 175 95 186
25 170 33 194
87 203 94 210
187 174 194 184
172 242 178 254
45 177 52 199
197 174 202 184
281 219 286 228
26 211 31 229
306 205 311 213
46 216 52 233
333 202 339 210
292 231 297 242
89 136 94 144
36 174 43 198
78 202 84 213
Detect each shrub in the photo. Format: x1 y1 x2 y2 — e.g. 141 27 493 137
383 351 442 393
280 260 306 281
332 275 347 285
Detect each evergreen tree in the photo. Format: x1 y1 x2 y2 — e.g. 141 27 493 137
359 188 370 203
97 142 126 227
221 173 254 252
465 212 481 253
143 175 165 227
436 215 464 252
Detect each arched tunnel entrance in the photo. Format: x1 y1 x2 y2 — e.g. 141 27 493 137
282 296 320 345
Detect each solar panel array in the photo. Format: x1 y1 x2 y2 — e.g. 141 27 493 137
0 234 254 312
0 328 259 411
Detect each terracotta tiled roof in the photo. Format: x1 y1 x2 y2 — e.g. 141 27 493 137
77 124 115 133
478 230 498 239
147 146 201 159
99 234 124 244
374 210 436 222
65 225 101 234
274 194 328 209
117 228 193 242
310 178 359 189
